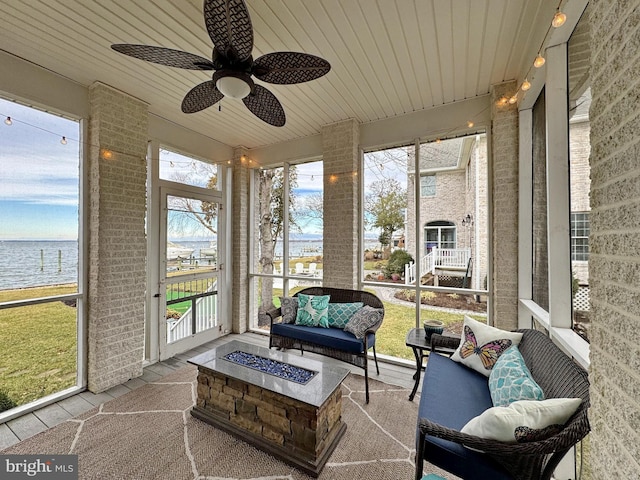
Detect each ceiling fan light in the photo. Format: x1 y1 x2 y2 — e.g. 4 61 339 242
216 75 251 99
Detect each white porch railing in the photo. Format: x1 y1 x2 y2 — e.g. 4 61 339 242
405 248 471 285
167 279 218 344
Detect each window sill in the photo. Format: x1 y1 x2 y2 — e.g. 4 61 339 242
549 327 590 370
518 299 590 369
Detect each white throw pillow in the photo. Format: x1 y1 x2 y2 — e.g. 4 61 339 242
461 398 582 443
450 316 523 376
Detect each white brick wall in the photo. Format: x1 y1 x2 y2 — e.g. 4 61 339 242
491 81 519 330
588 0 640 477
231 148 249 333
87 83 148 392
322 119 359 289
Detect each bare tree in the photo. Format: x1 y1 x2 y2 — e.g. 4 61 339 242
257 167 297 324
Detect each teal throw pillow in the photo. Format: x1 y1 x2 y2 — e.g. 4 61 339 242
489 346 544 407
295 294 330 328
344 305 384 339
327 302 364 328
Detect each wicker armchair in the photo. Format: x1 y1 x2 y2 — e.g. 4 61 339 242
416 329 590 480
266 287 384 403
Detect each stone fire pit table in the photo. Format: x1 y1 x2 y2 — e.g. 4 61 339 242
188 340 350 477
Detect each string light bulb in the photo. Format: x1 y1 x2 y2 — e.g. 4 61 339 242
534 55 546 68
508 95 518 105
4 116 12 125
552 10 567 28
521 78 531 91
467 120 474 128
60 136 67 145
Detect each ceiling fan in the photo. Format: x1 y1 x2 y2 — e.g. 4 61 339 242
111 0 331 127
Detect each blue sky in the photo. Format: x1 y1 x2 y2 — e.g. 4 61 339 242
0 98 79 240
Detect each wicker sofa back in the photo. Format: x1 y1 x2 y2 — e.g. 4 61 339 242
266 287 384 403
415 329 590 480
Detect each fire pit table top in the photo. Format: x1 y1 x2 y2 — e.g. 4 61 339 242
188 340 350 407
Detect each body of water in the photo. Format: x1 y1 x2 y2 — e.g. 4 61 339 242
0 240 78 291
0 239 383 291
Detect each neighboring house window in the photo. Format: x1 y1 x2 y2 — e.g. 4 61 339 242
571 212 590 261
424 221 456 252
420 174 436 197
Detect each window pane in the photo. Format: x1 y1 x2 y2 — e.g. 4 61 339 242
420 174 436 196
363 134 488 361
289 161 323 279
0 98 80 409
250 162 322 329
532 89 549 311
418 136 487 293
363 146 411 282
569 16 592 340
159 148 218 189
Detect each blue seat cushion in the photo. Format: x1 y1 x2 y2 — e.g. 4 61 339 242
271 323 374 354
418 353 513 480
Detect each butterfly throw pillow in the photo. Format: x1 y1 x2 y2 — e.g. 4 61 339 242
450 316 523 376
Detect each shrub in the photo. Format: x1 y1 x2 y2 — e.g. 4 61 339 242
383 249 414 277
420 291 436 301
0 390 17 413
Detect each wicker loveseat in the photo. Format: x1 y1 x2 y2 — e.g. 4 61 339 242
266 287 384 403
415 329 590 480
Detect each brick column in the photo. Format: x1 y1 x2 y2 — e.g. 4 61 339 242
490 81 519 330
588 0 640 477
87 83 148 392
322 119 359 290
231 148 250 333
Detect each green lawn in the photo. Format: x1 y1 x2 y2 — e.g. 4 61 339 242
375 303 478 360
0 285 78 409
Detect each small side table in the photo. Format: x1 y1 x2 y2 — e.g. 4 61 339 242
405 327 456 401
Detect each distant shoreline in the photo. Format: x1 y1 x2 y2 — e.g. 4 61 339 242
0 283 77 294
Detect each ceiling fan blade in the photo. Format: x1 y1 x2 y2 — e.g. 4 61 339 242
111 44 215 70
203 0 253 62
243 85 285 127
182 81 224 113
253 52 331 84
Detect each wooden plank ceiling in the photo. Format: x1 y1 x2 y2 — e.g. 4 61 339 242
0 0 552 149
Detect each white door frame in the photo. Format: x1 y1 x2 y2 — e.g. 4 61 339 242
157 183 227 360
